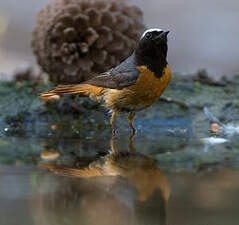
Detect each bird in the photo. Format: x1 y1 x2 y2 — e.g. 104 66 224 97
40 28 171 134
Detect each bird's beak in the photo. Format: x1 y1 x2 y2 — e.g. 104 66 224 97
159 30 170 39
156 30 170 40
162 31 170 37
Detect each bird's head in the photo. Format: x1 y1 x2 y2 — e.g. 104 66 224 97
138 28 169 57
135 28 170 77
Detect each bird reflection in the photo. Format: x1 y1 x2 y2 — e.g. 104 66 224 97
34 137 170 225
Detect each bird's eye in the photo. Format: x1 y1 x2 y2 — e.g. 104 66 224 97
145 32 152 39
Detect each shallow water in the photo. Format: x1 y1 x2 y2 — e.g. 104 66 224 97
1 165 239 225
1 115 238 170
1 115 239 224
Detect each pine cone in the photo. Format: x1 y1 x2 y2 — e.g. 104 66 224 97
32 0 145 84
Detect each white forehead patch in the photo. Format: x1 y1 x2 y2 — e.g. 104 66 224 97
141 28 163 39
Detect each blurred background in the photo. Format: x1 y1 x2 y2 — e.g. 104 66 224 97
0 0 239 78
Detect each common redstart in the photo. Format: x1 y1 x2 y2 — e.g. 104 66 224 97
41 28 171 134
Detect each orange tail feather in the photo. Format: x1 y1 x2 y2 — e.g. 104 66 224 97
39 163 103 178
40 84 104 102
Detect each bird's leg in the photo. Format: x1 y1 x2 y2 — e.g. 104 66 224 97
128 133 136 152
128 111 136 135
110 134 120 156
110 110 119 135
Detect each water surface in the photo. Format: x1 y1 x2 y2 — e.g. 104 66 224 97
1 115 239 225
1 165 239 225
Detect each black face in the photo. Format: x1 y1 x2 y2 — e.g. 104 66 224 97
135 29 169 78
140 30 169 56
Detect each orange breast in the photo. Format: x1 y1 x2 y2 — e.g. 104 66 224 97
104 64 171 111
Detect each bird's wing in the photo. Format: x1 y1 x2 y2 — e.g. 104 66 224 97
87 54 139 89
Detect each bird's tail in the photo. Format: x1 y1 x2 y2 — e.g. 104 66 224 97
40 83 104 102
39 163 103 178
